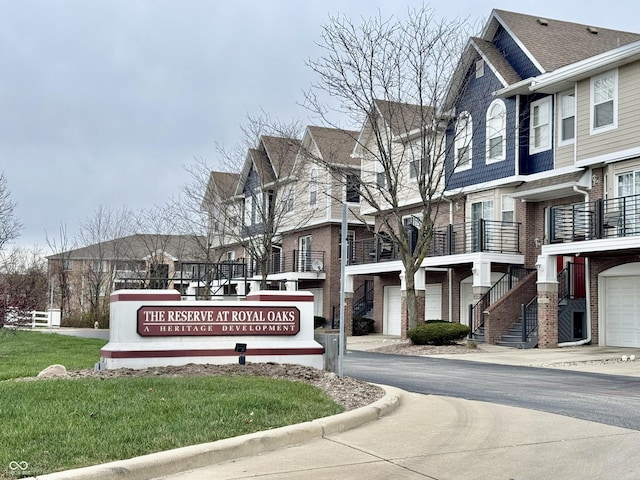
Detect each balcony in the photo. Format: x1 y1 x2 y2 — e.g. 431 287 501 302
350 220 521 265
250 250 325 276
549 194 640 243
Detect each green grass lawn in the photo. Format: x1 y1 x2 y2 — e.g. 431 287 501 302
0 330 342 478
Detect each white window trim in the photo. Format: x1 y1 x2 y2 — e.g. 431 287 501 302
557 89 576 146
455 112 472 172
590 69 618 135
501 194 515 222
485 99 506 164
529 96 552 155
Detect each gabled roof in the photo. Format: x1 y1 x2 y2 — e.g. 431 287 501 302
470 37 521 86
374 99 435 137
47 234 205 262
491 9 640 73
306 126 359 166
203 170 240 207
261 135 301 178
234 136 301 196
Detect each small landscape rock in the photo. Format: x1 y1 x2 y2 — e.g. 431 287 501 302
37 364 68 379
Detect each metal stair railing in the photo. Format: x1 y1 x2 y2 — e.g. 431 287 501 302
521 296 538 343
469 266 536 335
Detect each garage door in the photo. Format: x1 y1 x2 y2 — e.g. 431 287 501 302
605 276 640 347
384 286 402 335
425 284 442 321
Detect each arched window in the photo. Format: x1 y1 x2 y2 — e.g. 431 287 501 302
455 112 472 170
486 100 506 162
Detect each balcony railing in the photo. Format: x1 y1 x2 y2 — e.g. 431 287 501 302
350 220 521 265
251 250 325 276
549 194 640 243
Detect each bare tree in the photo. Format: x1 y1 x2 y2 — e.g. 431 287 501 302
210 114 319 290
46 222 77 321
0 173 22 251
305 6 477 331
0 245 48 329
75 205 135 323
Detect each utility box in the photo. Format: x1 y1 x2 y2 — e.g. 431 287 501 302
314 331 340 373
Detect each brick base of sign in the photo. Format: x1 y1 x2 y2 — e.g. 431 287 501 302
100 290 325 370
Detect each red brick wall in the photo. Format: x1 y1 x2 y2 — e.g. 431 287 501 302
484 271 537 344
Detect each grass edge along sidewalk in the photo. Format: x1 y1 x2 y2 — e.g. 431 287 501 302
0 331 343 478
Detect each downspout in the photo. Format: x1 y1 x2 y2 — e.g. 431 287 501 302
443 196 454 322
558 184 591 347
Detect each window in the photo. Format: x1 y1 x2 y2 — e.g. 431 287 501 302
591 70 617 132
282 185 294 212
409 142 430 179
486 100 506 162
558 90 575 144
501 195 514 222
345 172 360 203
475 59 485 78
455 112 472 170
529 97 551 154
376 161 386 189
309 169 318 207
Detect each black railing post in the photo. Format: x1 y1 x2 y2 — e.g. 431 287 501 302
521 303 527 343
447 224 454 254
468 303 474 336
478 219 485 252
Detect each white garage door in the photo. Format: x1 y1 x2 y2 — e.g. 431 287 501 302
605 276 640 347
384 286 402 335
425 284 442 321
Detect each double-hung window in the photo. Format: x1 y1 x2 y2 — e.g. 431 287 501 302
529 97 551 154
558 90 575 144
486 100 506 162
591 70 617 133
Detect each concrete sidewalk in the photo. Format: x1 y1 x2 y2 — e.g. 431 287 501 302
28 335 640 479
347 334 640 377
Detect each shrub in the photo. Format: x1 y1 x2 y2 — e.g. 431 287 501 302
314 316 326 329
407 322 470 346
352 316 374 336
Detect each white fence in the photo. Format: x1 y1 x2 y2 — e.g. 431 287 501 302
3 309 61 329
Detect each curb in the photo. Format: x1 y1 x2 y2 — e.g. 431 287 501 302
27 385 403 480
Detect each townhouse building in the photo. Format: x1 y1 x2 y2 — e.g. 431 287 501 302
204 126 371 324
344 9 640 348
47 234 206 323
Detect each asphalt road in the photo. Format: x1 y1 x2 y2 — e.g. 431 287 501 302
344 350 640 431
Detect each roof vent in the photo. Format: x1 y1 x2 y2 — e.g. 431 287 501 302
536 18 548 26
587 26 599 34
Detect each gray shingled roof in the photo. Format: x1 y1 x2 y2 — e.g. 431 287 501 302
471 37 522 85
47 234 206 261
374 99 435 137
307 126 359 166
494 9 640 73
261 135 301 178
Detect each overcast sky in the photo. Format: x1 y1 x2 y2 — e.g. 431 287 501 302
2 0 640 250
